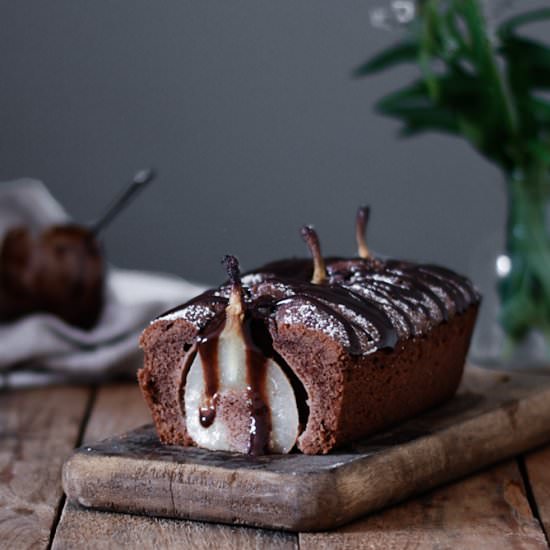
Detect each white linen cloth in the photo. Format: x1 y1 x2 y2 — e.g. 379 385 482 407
0 179 205 388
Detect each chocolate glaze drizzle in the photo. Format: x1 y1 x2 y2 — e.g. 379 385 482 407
243 317 271 455
196 314 224 428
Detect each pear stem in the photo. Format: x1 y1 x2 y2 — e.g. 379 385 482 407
222 255 245 319
356 206 371 259
92 168 156 236
301 225 327 284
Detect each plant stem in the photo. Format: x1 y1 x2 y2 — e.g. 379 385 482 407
459 1 519 140
499 168 550 341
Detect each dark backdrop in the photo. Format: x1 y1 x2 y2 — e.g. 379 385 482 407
0 1 505 285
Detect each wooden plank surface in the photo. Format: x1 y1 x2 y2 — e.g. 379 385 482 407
81 383 150 445
0 386 90 549
53 503 297 550
62 366 550 532
300 461 547 549
525 444 550 540
54 384 298 549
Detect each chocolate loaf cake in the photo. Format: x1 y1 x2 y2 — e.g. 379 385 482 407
139 208 479 455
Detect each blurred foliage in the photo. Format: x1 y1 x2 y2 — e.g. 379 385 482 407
356 1 550 347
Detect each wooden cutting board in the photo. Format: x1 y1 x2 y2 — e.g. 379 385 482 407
62 366 550 532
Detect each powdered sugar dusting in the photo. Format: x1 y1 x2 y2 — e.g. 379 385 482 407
241 273 265 286
276 300 351 347
335 303 378 340
154 303 218 326
345 282 411 338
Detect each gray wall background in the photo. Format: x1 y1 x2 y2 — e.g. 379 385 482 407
0 1 507 286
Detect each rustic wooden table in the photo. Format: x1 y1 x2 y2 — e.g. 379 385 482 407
1 382 549 549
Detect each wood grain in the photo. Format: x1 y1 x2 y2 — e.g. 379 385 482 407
0 386 90 549
54 383 297 549
525 443 550 538
53 503 297 550
81 382 149 444
62 367 550 531
300 461 547 549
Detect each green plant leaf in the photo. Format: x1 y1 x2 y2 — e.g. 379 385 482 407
528 140 550 166
375 74 505 150
457 1 519 135
457 118 484 148
498 8 550 39
377 75 482 114
374 81 460 135
398 109 460 136
502 36 550 69
445 9 469 55
353 41 418 77
376 81 431 113
530 97 550 127
500 36 550 90
499 37 550 144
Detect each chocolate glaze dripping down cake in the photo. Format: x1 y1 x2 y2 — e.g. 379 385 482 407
139 207 480 455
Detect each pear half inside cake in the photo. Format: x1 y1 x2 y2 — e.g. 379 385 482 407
183 260 300 455
184 341 300 454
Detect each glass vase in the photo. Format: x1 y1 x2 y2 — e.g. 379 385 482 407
469 169 550 371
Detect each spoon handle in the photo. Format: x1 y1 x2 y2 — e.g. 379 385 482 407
92 168 156 236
